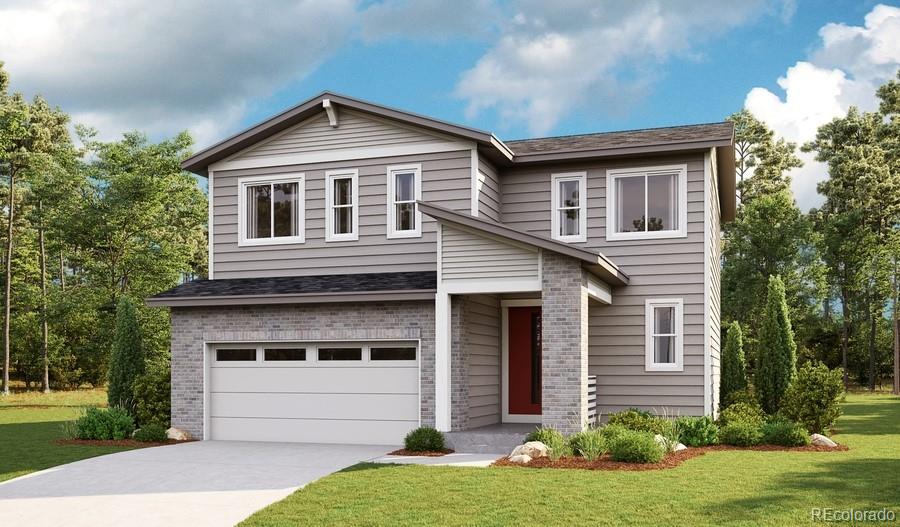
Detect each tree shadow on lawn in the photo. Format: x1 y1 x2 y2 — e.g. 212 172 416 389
704 457 900 523
0 421 127 482
833 398 900 435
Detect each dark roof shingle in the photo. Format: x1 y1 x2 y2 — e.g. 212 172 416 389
505 122 734 156
152 271 437 299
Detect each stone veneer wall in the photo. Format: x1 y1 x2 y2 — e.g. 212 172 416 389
540 251 589 434
170 301 435 439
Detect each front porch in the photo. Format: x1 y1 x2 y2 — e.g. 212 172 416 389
422 202 625 437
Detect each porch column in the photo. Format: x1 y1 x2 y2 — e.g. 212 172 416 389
540 251 589 435
434 289 452 431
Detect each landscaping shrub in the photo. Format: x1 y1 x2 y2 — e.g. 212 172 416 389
75 407 135 440
608 430 665 463
720 321 748 407
760 419 810 447
404 427 445 452
723 387 758 408
718 421 762 446
568 428 607 461
132 361 171 426
525 427 569 460
755 275 797 414
108 297 145 411
133 422 168 442
780 362 845 434
598 423 628 443
607 408 673 436
675 416 718 447
718 401 766 427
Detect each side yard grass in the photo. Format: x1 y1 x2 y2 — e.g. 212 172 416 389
242 393 900 527
0 388 134 482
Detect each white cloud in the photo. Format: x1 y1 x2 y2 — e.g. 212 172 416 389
0 0 357 148
744 4 900 211
455 0 774 135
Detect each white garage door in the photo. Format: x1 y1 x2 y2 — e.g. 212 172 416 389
208 342 419 445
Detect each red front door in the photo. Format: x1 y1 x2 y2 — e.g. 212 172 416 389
508 306 541 415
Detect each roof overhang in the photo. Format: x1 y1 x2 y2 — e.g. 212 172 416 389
716 144 737 222
508 138 733 165
181 92 513 176
418 201 629 287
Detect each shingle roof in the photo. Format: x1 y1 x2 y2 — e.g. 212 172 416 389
506 122 734 156
151 271 437 300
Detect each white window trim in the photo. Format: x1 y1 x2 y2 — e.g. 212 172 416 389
325 169 359 242
237 173 305 247
645 298 684 372
606 164 688 241
386 163 422 239
550 171 587 243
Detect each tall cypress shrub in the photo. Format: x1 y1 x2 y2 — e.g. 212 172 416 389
108 297 144 410
720 321 748 407
755 275 797 414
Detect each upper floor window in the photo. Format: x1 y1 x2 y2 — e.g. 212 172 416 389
238 174 304 246
551 172 587 243
387 164 422 239
645 298 684 372
606 164 687 241
325 169 358 242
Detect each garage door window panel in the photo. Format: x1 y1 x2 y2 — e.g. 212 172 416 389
215 348 257 362
318 348 363 361
264 348 306 361
370 347 417 361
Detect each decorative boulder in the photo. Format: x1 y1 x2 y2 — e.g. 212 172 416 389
166 427 192 441
673 443 688 452
508 454 532 464
810 433 837 447
510 441 549 459
654 434 674 452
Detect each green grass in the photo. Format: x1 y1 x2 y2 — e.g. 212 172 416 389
241 393 900 527
0 388 134 482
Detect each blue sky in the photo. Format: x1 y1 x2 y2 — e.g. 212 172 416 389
251 0 884 139
1 1 898 209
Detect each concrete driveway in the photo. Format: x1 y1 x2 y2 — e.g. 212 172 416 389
0 441 392 527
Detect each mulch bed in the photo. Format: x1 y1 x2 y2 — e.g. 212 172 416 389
492 443 849 472
387 448 455 457
55 438 191 448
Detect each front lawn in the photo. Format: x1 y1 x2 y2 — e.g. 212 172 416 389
242 393 900 526
0 388 134 482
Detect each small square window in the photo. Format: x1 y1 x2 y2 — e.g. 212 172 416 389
264 348 306 361
370 347 417 361
607 165 686 241
216 349 256 362
318 348 362 361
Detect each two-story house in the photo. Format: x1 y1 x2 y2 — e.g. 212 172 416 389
150 92 735 445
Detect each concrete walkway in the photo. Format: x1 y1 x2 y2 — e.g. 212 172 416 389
371 452 503 467
0 441 392 527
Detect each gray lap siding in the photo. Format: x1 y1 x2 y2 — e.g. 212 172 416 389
501 153 708 416
170 302 436 439
212 149 472 279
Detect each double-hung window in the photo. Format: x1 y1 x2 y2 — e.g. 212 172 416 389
606 164 687 241
325 169 358 242
645 298 684 372
238 174 304 246
550 172 587 243
387 164 422 238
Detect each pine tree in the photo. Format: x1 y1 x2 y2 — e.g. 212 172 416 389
108 297 144 410
755 275 797 413
720 321 748 407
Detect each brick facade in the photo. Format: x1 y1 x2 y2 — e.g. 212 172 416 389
540 251 589 434
170 301 435 439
